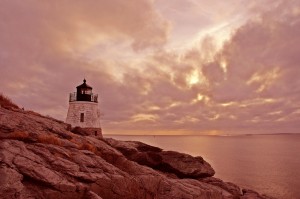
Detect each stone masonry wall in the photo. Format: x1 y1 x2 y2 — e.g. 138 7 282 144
66 101 101 128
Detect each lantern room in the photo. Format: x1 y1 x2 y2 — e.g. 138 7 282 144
69 79 98 103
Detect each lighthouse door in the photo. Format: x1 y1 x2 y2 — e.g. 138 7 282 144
80 113 84 122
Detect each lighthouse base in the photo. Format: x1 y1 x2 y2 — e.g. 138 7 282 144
71 126 103 139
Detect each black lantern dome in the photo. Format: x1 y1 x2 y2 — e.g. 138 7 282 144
69 79 98 103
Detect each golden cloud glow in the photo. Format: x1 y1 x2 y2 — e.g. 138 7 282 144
131 114 158 122
192 94 210 104
197 94 204 101
148 106 161 111
220 101 236 107
247 67 280 93
208 114 220 120
220 59 228 76
186 69 207 88
239 98 277 108
186 69 200 86
168 102 182 109
249 116 260 123
229 115 237 120
268 111 282 115
175 116 199 124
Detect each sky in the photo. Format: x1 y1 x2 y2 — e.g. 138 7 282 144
1 0 299 135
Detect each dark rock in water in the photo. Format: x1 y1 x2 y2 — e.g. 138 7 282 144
241 189 277 199
0 106 276 199
200 177 241 197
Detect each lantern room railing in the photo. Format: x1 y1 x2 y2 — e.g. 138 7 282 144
69 92 98 103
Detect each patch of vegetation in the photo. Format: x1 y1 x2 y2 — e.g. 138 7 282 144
7 131 30 140
78 141 97 153
0 93 19 109
37 134 62 146
70 138 97 153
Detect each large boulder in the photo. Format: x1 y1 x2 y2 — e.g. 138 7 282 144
105 138 215 178
159 151 215 178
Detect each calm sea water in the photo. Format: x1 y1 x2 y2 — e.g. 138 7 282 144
106 134 300 199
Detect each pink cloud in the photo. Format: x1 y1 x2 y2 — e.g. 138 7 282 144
0 0 299 135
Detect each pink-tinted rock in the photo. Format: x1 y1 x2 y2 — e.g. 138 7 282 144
159 151 215 178
0 166 24 199
105 138 215 178
0 106 275 199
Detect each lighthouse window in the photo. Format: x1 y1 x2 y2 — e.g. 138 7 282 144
80 113 84 122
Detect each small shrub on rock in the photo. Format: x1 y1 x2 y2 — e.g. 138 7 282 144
78 142 97 153
0 93 19 109
37 134 62 146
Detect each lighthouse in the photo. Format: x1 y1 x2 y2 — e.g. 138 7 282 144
66 79 102 136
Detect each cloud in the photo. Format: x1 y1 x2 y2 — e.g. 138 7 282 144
0 0 299 135
198 0 300 132
0 0 170 116
204 1 300 101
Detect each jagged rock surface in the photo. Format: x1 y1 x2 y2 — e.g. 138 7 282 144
105 138 215 178
0 107 275 199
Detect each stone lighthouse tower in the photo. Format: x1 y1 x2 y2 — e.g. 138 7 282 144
66 79 102 136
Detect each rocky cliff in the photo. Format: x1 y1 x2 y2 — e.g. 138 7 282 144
0 106 274 199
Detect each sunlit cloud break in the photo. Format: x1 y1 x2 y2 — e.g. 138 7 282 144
0 0 299 135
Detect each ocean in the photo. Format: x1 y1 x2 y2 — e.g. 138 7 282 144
106 134 300 199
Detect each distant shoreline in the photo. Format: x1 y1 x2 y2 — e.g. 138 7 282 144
106 132 300 137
